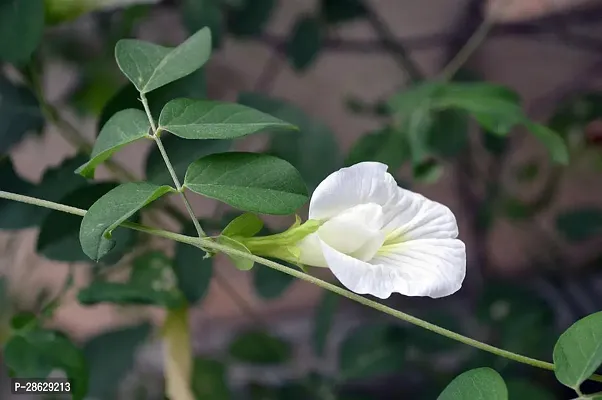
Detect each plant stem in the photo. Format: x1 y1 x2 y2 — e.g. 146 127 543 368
140 93 206 238
2 190 602 384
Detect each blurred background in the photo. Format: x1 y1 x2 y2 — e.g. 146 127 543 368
1 0 602 398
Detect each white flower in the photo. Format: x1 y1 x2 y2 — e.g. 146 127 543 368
297 162 466 299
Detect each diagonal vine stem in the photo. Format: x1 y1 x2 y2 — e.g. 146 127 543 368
2 189 602 384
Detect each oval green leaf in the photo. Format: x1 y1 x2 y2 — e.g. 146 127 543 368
0 0 44 64
313 290 339 356
78 282 184 308
115 27 211 93
286 15 323 71
158 98 296 139
0 75 44 154
79 182 174 261
553 311 602 390
37 183 135 263
76 109 150 178
253 266 295 300
184 152 308 215
437 368 508 400
222 213 264 238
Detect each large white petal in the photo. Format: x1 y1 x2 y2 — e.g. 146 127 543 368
322 238 466 299
382 187 459 243
309 162 398 220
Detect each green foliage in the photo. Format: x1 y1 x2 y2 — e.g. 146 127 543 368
4 329 88 399
312 290 339 357
191 358 231 399
98 68 207 131
184 152 308 215
437 368 507 400
320 0 367 23
238 92 341 189
556 208 602 243
0 76 44 154
158 98 297 139
0 0 44 64
145 135 231 186
0 155 88 229
505 379 555 400
287 15 324 71
174 223 214 304
78 252 184 308
229 330 292 365
345 127 408 170
338 324 406 381
182 0 223 48
115 27 212 93
222 213 264 238
79 182 174 261
83 323 151 400
37 183 135 263
76 109 151 178
218 235 255 271
227 0 275 36
388 81 568 166
553 311 602 391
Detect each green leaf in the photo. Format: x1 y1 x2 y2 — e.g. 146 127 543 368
158 98 296 139
191 358 231 400
182 0 223 48
477 283 555 361
427 109 469 158
229 330 291 365
222 213 264 238
78 281 183 308
218 235 254 271
37 183 135 263
146 135 231 186
345 128 408 170
98 68 207 132
83 323 151 400
339 324 406 381
184 152 308 215
174 223 213 304
10 312 38 331
76 109 150 178
287 15 323 71
437 368 507 400
0 0 44 64
556 208 602 243
4 329 88 399
0 75 44 153
553 311 602 390
320 0 366 24
253 266 294 299
79 182 174 261
313 290 338 357
238 92 341 190
505 379 555 400
115 27 212 93
523 121 569 165
0 155 88 229
227 0 275 36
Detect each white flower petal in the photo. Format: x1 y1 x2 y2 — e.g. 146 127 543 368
309 162 398 220
382 187 459 243
322 238 466 299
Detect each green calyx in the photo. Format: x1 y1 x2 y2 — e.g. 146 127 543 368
233 216 322 265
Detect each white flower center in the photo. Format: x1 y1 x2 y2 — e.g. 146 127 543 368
317 203 386 261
